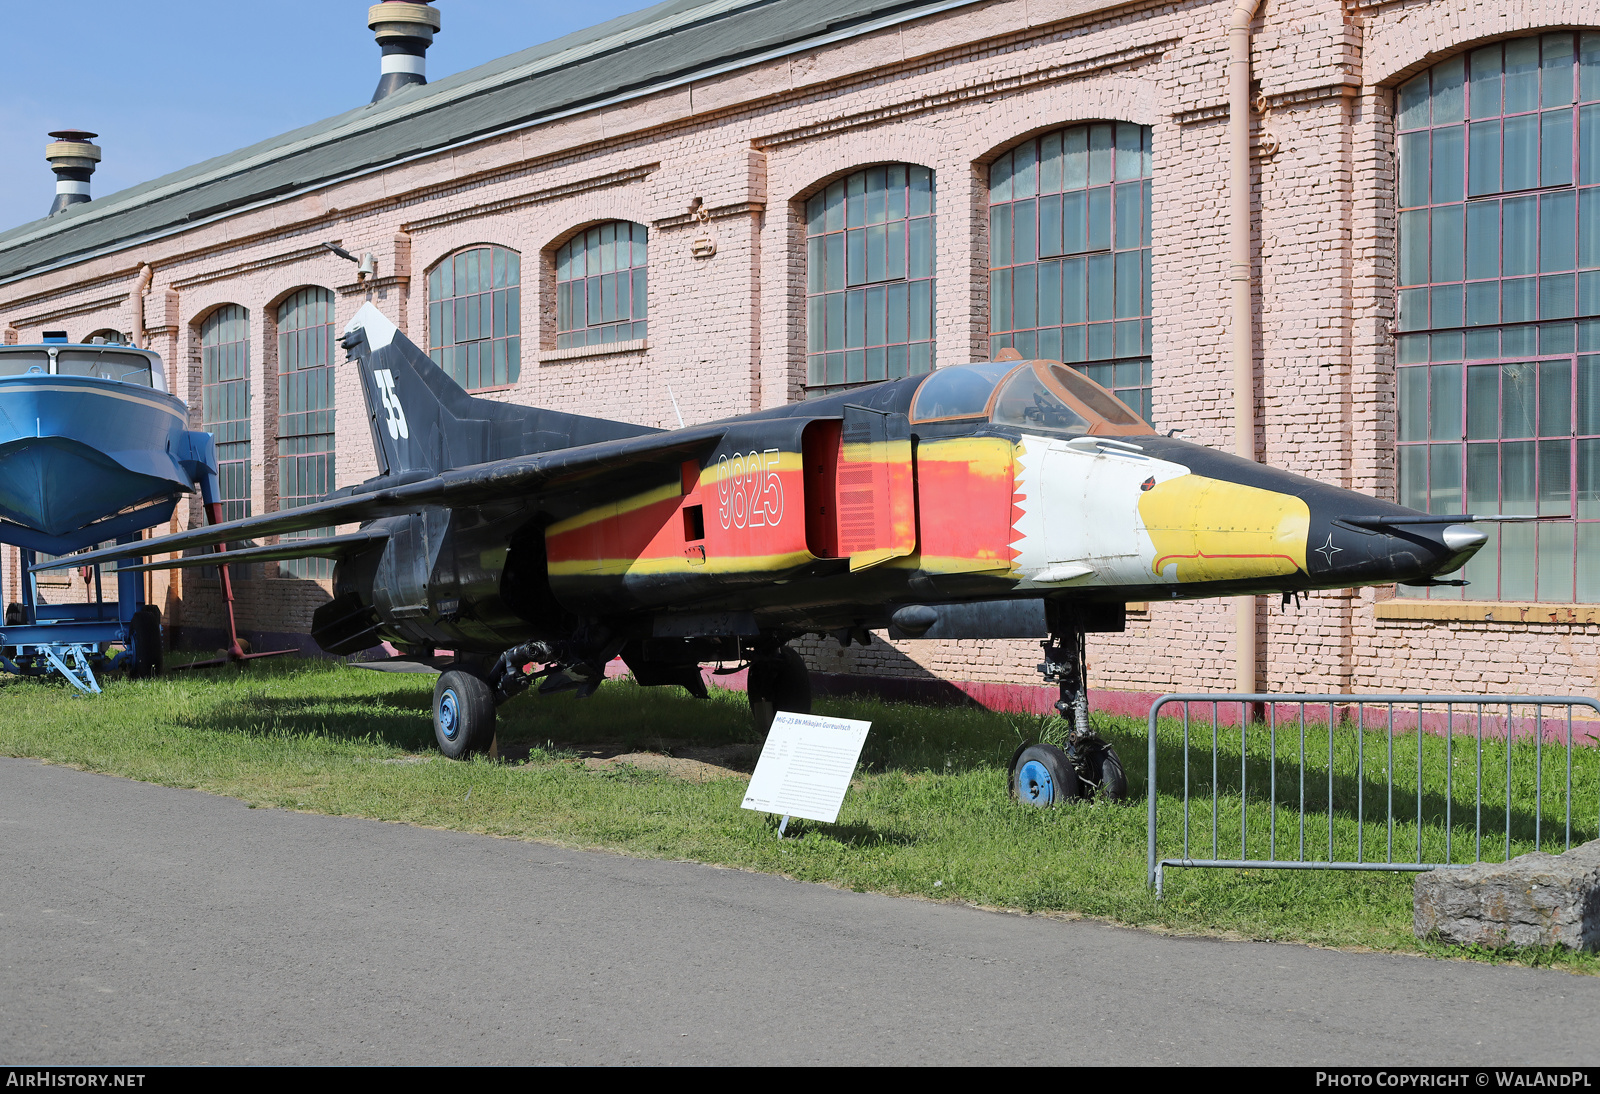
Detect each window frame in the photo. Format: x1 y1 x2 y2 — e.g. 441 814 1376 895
426 244 522 392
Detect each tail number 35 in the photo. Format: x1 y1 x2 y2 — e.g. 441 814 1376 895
717 449 784 530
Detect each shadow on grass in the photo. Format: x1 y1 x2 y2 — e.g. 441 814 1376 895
177 690 436 752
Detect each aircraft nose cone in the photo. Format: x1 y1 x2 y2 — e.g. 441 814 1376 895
1442 524 1488 553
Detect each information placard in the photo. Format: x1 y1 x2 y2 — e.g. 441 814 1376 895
741 711 872 824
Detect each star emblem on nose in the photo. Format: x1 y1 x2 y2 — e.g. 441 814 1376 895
1316 533 1343 569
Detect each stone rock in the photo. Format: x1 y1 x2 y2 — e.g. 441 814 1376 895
1414 839 1600 950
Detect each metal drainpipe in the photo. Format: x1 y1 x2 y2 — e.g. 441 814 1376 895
1229 0 1265 698
129 263 153 349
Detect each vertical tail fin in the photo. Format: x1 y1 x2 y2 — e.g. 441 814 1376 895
342 302 471 476
340 301 660 479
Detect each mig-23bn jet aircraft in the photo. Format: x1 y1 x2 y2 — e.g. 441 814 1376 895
43 303 1487 803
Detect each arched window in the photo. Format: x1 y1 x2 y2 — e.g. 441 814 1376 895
427 245 520 390
1396 34 1600 602
989 123 1152 422
555 222 647 349
200 305 251 524
276 287 335 579
805 165 935 397
84 328 126 345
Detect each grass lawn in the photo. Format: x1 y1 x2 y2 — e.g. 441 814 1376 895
2 657 1595 974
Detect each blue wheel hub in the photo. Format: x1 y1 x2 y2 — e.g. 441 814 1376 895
1018 758 1054 805
438 688 461 740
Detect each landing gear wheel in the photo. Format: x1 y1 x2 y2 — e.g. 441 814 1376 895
1076 739 1128 802
433 669 496 759
126 606 163 680
748 647 811 736
1008 743 1085 807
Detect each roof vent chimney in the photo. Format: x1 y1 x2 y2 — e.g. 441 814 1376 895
369 2 441 102
45 130 101 217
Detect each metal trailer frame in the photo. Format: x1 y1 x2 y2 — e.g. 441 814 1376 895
1145 692 1600 897
0 437 227 693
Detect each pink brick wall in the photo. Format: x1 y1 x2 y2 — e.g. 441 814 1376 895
4 0 1598 703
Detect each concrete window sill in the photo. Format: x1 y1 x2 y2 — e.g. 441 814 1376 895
538 339 648 364
1376 599 1600 625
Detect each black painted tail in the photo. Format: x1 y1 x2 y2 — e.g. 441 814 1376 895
340 302 656 477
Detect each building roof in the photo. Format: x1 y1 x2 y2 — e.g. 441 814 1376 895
0 0 980 287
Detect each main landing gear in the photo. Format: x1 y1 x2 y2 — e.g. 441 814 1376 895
1009 605 1128 807
747 645 812 735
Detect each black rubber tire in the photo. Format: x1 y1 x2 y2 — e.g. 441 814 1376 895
433 669 497 759
1009 743 1085 807
748 647 812 735
1077 740 1129 802
126 607 163 680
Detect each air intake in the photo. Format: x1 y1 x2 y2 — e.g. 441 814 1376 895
45 130 101 217
369 2 441 102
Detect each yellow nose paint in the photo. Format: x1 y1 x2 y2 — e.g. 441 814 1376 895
1137 475 1310 582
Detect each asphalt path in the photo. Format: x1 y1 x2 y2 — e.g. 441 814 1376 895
1 757 1596 1066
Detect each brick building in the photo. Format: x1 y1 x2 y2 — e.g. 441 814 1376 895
3 0 1598 709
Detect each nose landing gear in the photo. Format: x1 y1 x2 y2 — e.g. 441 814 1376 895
1010 603 1128 805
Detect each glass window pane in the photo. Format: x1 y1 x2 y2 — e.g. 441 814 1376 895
1504 362 1538 436
1579 354 1600 433
1399 366 1429 442
1504 195 1538 275
1542 108 1575 186
1541 358 1575 436
1399 209 1430 284
1061 190 1086 255
1431 363 1462 439
1467 121 1500 196
1578 438 1600 516
1434 55 1466 123
1430 443 1464 512
1398 73 1432 130
1432 125 1465 203
1432 203 1464 282
990 151 1013 203
1466 280 1499 325
1538 522 1574 601
1039 194 1063 257
1543 32 1575 107
1466 441 1500 510
1541 273 1576 318
1504 114 1539 191
1503 440 1537 512
1013 141 1037 198
1583 33 1600 102
1470 44 1503 117
1540 438 1573 516
1062 126 1088 189
1578 523 1600 601
1398 444 1427 509
1088 124 1114 185
1506 38 1541 113
1541 190 1578 271
1040 131 1063 193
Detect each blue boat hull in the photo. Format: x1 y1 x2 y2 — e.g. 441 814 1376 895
0 376 194 536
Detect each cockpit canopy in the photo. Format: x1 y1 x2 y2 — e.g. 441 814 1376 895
909 358 1152 437
0 345 165 392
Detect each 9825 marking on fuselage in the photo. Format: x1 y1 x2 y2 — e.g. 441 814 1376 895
717 449 784 529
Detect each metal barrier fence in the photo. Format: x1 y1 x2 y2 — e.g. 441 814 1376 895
1144 693 1600 897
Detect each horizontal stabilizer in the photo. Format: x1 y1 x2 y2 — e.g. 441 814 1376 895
33 424 725 573
97 530 389 573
